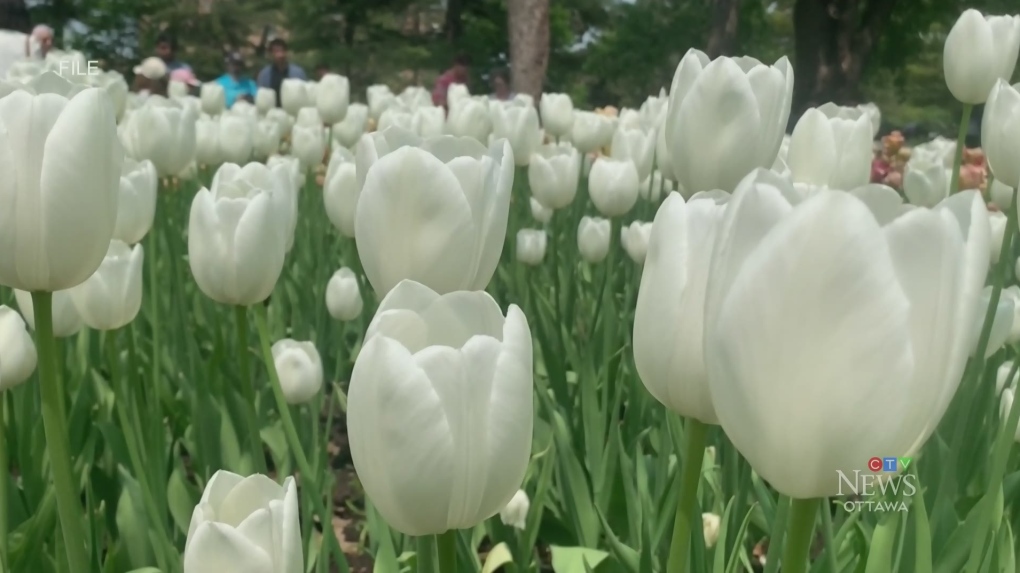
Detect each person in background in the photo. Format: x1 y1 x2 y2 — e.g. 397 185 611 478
27 25 53 58
170 67 200 96
256 38 307 107
489 67 515 101
0 24 53 77
432 52 470 108
216 52 257 107
155 33 191 73
132 56 168 96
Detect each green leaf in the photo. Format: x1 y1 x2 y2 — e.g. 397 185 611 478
864 510 902 573
167 468 197 536
550 546 609 573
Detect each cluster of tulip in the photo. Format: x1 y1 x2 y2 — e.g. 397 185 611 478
1 5 1020 573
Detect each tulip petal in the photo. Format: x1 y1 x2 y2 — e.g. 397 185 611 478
183 522 274 573
707 191 914 498
217 475 285 528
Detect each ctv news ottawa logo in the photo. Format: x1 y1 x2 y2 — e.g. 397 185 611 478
835 457 917 512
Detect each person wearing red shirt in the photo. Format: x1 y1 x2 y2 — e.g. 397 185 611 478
432 53 471 108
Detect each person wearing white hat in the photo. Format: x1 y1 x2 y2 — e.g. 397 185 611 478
132 56 168 96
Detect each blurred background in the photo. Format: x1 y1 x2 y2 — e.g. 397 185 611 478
1 0 1018 136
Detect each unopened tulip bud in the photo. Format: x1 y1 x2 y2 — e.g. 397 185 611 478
281 79 309 116
14 289 83 338
589 157 639 217
990 211 1008 264
611 126 655 182
0 306 37 391
272 339 323 404
530 197 553 224
997 362 1018 394
115 159 158 245
621 221 652 264
499 490 530 530
516 229 547 266
200 82 225 116
539 93 573 137
577 216 611 264
529 143 580 209
702 513 721 549
971 287 1014 359
943 10 1020 105
325 268 363 321
903 157 951 208
316 73 350 125
70 241 144 331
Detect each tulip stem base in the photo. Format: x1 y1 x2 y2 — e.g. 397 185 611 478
782 498 820 573
33 291 88 573
416 536 437 573
437 530 457 572
252 304 347 568
948 104 973 195
665 418 707 573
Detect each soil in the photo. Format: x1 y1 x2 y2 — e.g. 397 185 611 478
326 403 375 572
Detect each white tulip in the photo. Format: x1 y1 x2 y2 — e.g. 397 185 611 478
528 143 580 209
703 513 722 549
325 267 363 321
291 124 325 170
787 106 873 190
982 80 1020 190
121 96 197 176
200 82 225 116
183 471 302 573
367 84 396 120
255 87 276 113
195 115 222 166
540 93 574 137
14 289 83 338
332 103 368 148
316 73 349 125
943 10 1020 105
990 210 1008 264
323 148 359 237
0 306 36 390
516 229 547 266
69 241 144 330
530 196 553 224
903 157 951 208
115 159 158 245
665 49 793 193
347 281 533 535
272 339 323 404
621 221 653 264
218 114 254 165
415 106 446 137
266 108 293 138
577 216 611 263
588 157 639 217
611 126 656 182
491 103 542 165
499 490 530 530
973 285 1014 358
354 128 513 295
253 119 281 160
280 79 309 116
447 83 470 108
571 111 615 153
446 97 492 143
997 361 1018 394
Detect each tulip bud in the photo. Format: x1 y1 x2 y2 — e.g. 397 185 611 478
621 221 653 264
943 10 1020 105
218 114 254 165
990 211 1008 264
973 285 1014 359
447 83 470 108
499 490 530 530
347 281 533 535
0 306 37 391
446 98 492 143
611 126 656 181
571 111 615 153
200 82 225 116
997 361 1019 394
324 149 359 237
639 92 668 131
577 216 611 263
355 129 513 295
0 86 123 292
529 143 580 209
14 289 83 338
272 339 324 404
69 241 144 331
530 196 553 224
115 159 158 245
639 171 667 202
516 229 547 266
665 49 793 193
588 157 639 217
702 513 721 549
378 107 417 133
333 103 368 148
316 73 350 125
399 86 433 109
188 163 289 306
184 471 302 573
121 96 198 176
858 102 882 138
415 106 445 138
787 106 873 190
253 119 282 160
982 80 1020 190
195 115 221 166
902 157 951 208
325 267 363 321
280 79 309 116
540 93 574 137
367 84 397 120
291 124 326 170
492 103 542 166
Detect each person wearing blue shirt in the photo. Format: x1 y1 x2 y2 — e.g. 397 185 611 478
216 52 257 108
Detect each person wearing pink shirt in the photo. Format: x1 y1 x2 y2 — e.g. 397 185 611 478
432 53 470 108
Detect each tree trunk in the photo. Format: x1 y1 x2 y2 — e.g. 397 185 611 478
444 0 463 42
791 0 898 125
506 0 549 100
0 0 32 33
705 0 740 58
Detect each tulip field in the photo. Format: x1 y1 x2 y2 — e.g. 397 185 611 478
3 7 1020 573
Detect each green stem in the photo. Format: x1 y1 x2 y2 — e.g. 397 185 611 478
762 495 789 573
948 104 973 196
234 305 267 474
819 500 837 573
782 498 820 573
416 536 437 573
0 392 8 570
437 530 457 572
666 418 708 573
32 291 87 573
252 304 347 570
